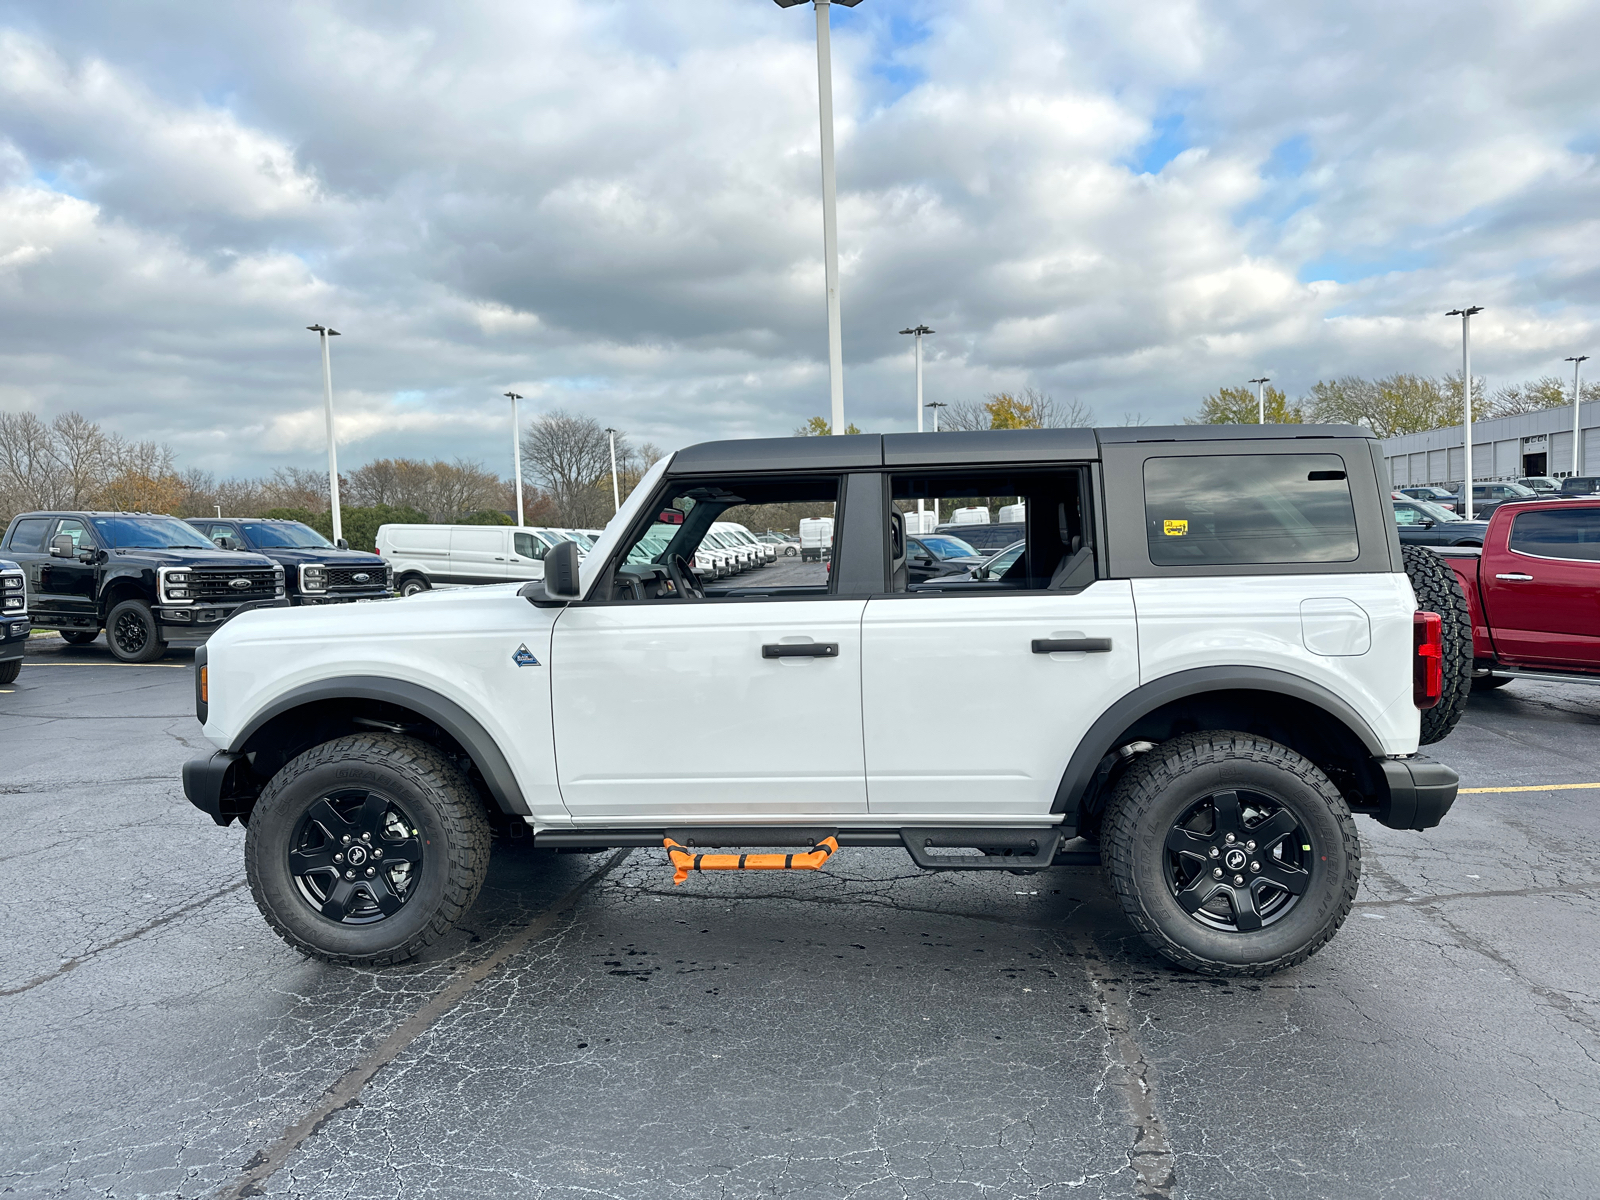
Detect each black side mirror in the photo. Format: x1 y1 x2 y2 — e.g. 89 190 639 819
214 536 241 551
336 538 349 550
1420 519 1435 528
50 534 74 558
540 539 581 602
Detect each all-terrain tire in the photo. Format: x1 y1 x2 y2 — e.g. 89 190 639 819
105 599 167 663
0 659 18 684
1401 545 1471 744
60 629 100 645
1101 731 1361 976
245 734 492 967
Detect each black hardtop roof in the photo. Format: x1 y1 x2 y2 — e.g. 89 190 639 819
7 510 211 520
667 423 1374 475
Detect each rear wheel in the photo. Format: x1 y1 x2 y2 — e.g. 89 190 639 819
105 599 167 663
1402 545 1471 744
60 629 100 645
1102 731 1360 976
245 734 491 966
398 574 430 598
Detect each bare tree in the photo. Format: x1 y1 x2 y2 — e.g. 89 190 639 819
522 410 617 526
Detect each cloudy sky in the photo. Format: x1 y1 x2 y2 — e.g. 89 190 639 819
1 0 1597 479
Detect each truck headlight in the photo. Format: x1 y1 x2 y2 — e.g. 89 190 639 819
162 570 193 602
299 564 326 593
275 566 286 596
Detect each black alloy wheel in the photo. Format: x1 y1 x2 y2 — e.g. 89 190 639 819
105 599 166 663
288 790 425 923
1163 789 1311 933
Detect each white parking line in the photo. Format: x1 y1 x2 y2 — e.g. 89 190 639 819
23 661 188 669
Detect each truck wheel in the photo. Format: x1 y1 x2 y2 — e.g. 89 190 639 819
1401 545 1471 744
398 574 429 598
245 734 491 967
0 659 18 684
60 629 100 645
106 599 167 663
1101 731 1360 976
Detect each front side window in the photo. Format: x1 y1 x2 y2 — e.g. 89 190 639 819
55 518 95 549
513 533 544 559
1393 505 1425 526
88 516 211 550
1143 454 1358 566
1509 508 1600 562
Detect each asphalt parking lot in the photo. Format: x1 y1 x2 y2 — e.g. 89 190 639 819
2 632 1598 1200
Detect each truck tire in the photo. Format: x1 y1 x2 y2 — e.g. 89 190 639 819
245 733 492 967
106 599 167 663
60 629 100 645
0 659 18 684
398 574 430 598
1101 731 1360 976
1401 545 1471 744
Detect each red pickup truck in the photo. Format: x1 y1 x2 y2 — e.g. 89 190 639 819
1437 497 1600 688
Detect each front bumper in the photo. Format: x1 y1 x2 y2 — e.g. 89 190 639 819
182 750 254 826
292 589 393 605
156 597 289 627
1374 754 1459 831
0 616 29 660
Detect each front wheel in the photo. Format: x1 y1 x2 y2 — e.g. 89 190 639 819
0 659 18 685
245 734 491 966
1102 731 1360 976
106 599 167 663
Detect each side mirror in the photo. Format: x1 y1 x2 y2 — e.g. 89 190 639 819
336 538 349 550
1420 519 1435 528
214 535 241 551
50 534 74 558
542 539 581 601
913 554 934 568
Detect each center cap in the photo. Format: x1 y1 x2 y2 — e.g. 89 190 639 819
1223 847 1248 872
345 844 368 866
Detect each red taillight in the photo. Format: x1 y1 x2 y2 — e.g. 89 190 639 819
1414 611 1443 709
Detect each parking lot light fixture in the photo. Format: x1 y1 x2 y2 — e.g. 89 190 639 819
776 0 863 437
604 427 620 514
899 325 935 433
1248 377 1270 424
504 392 525 526
925 400 947 525
1566 356 1589 477
1446 306 1483 519
307 324 343 542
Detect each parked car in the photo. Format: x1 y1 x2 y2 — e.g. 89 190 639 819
717 521 777 563
0 556 27 685
190 518 391 606
1391 499 1490 547
1517 476 1561 495
934 521 1026 552
905 535 984 585
1 511 285 662
1398 486 1460 513
1558 476 1600 497
185 423 1464 977
1450 480 1540 519
759 533 800 556
963 539 1027 582
373 524 549 596
1438 497 1600 689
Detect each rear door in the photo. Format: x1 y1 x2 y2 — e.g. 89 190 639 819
448 527 508 584
4 516 53 616
1482 505 1600 667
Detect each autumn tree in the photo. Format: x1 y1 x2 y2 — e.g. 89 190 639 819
794 416 862 436
1188 385 1305 425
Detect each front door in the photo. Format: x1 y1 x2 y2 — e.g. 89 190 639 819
1484 506 1600 667
38 518 99 619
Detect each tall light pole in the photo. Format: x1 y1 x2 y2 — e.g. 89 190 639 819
504 392 525 526
307 324 343 543
900 324 933 527
1248 377 1270 424
925 400 947 528
777 0 862 435
604 427 621 514
1567 356 1589 478
1446 306 1483 519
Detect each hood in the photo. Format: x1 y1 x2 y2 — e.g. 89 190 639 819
110 547 279 569
0 558 18 572
248 546 384 566
208 580 537 650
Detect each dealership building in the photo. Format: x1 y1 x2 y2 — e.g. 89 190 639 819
1379 399 1599 488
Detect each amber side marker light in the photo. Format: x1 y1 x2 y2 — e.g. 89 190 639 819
200 664 208 704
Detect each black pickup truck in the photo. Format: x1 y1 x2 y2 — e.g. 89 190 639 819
188 517 391 605
1 512 286 662
0 556 26 684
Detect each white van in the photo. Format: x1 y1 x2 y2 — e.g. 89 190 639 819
798 516 834 562
374 524 548 597
951 506 990 525
715 521 777 563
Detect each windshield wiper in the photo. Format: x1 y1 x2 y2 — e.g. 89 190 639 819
167 543 209 549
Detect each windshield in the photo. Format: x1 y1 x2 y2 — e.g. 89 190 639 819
921 534 979 559
1410 500 1464 523
239 521 333 549
560 531 592 548
90 516 214 549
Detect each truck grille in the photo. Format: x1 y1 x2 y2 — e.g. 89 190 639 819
193 569 279 601
326 566 388 592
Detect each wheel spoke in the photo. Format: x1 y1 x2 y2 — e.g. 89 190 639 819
305 798 354 840
288 845 338 875
1175 872 1223 915
1231 885 1264 932
1258 859 1312 896
380 837 424 865
354 792 390 837
368 873 405 916
1211 789 1244 837
1165 824 1212 858
1248 809 1299 851
320 879 358 921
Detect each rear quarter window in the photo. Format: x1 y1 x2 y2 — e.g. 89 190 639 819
1143 454 1359 566
1509 508 1600 562
6 518 52 552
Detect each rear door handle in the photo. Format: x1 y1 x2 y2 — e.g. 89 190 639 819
763 643 839 659
1494 573 1533 581
1032 637 1113 654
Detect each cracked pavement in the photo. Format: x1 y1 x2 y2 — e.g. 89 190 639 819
2 632 1598 1198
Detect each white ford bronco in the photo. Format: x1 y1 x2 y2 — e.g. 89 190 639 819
183 425 1466 975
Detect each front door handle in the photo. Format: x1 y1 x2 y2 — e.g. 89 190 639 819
1494 573 1533 581
1032 637 1113 654
763 643 839 659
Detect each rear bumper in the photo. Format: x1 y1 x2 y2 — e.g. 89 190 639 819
182 750 254 827
1374 754 1459 830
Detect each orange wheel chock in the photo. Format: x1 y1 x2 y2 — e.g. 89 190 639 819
664 836 838 885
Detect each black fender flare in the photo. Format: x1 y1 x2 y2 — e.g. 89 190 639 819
231 676 530 815
1051 666 1387 814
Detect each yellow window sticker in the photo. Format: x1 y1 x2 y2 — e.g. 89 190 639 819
1163 519 1188 536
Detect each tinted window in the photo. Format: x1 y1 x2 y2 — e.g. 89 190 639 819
1144 454 1358 566
1509 509 1600 562
513 533 543 559
1561 477 1600 494
7 518 51 552
240 521 331 548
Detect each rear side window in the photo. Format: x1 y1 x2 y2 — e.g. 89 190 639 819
1509 508 1600 562
7 518 50 552
1144 454 1358 566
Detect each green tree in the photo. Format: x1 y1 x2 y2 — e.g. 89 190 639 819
1187 385 1304 425
794 416 862 436
458 508 512 525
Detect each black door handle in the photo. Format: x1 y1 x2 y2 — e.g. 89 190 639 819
1032 637 1112 654
763 643 840 659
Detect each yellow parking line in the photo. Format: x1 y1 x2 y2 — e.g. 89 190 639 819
1460 782 1600 794
23 661 188 669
